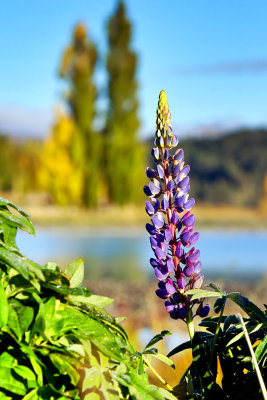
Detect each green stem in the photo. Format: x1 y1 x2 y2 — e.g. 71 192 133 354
208 300 225 369
142 356 173 392
186 310 195 343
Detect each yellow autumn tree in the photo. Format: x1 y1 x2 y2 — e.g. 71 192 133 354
38 112 83 206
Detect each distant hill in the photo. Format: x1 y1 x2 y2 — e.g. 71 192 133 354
147 128 267 206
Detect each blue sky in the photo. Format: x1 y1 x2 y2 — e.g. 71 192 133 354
0 0 267 138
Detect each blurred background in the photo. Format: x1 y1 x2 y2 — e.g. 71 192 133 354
0 0 267 383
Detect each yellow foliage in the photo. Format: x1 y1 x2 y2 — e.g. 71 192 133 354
39 113 83 206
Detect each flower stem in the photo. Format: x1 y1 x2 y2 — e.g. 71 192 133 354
142 356 173 392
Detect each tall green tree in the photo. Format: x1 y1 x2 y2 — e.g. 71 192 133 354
106 1 144 205
59 23 100 207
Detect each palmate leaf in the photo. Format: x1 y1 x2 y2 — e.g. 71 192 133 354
185 288 222 301
43 283 91 297
226 322 264 347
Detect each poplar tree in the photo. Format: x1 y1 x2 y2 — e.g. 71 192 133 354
106 1 144 204
59 23 100 207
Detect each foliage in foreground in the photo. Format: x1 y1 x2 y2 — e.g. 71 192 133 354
0 197 175 399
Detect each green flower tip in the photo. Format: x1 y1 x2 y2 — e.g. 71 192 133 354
158 90 168 112
157 90 170 127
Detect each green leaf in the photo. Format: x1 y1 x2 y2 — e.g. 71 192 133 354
49 354 80 386
0 280 8 327
0 247 44 283
254 336 267 364
43 283 91 297
149 352 175 368
186 288 222 301
65 258 84 287
68 294 113 308
7 306 22 340
0 197 32 220
214 295 227 314
0 209 35 235
0 223 17 248
226 323 263 346
227 292 266 323
0 366 27 396
82 367 102 390
22 389 39 400
167 340 192 357
207 282 226 294
144 330 171 350
117 372 165 399
157 388 177 400
223 314 239 331
13 365 37 382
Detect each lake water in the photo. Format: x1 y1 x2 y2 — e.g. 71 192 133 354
17 227 267 283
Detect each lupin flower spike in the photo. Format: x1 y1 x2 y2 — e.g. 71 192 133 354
144 90 209 321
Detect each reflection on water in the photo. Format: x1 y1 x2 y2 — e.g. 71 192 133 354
17 227 267 282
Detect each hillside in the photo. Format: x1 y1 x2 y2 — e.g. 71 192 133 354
147 128 267 206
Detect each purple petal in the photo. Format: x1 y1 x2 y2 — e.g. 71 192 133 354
183 198 195 210
151 147 160 160
157 164 165 179
146 167 158 179
155 264 169 280
174 194 185 207
164 226 172 242
177 306 187 319
174 149 184 162
172 164 181 176
167 179 175 191
178 176 189 189
183 214 195 227
184 264 194 277
187 250 200 264
175 242 183 259
194 261 202 274
171 211 179 225
199 304 210 317
150 236 158 249
149 181 161 196
154 246 167 260
146 223 157 235
145 201 155 216
180 165 190 177
189 232 199 245
143 186 152 196
150 258 159 268
165 301 177 313
155 289 169 299
180 230 191 246
161 196 169 211
152 215 165 229
166 257 174 273
177 275 186 290
163 149 169 160
166 282 176 295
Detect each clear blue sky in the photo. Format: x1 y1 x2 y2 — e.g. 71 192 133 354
0 0 267 138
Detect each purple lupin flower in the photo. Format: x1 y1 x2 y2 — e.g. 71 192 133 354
144 90 209 320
